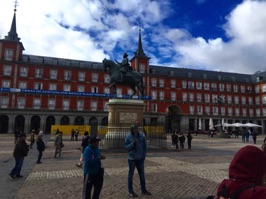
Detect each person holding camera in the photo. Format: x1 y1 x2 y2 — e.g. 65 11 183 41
124 121 151 198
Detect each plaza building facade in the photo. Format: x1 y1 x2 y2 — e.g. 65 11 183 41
1 9 266 135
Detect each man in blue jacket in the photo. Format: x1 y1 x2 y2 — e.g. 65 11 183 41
83 136 105 199
125 121 151 198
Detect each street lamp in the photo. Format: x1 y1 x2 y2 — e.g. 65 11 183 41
215 95 226 132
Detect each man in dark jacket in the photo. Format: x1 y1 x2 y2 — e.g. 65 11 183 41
9 133 29 179
36 135 46 164
76 131 90 168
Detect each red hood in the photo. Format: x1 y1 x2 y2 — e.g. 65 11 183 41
229 146 266 185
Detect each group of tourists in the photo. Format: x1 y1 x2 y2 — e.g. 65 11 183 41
171 131 193 150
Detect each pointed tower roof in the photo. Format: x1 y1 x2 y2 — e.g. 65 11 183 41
4 5 21 42
131 29 150 60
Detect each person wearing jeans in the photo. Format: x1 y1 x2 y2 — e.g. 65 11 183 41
125 121 151 198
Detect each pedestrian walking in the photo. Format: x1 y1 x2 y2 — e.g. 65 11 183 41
75 129 79 141
125 121 151 198
252 130 257 144
36 135 45 164
179 132 186 149
186 132 193 149
173 131 179 149
83 136 105 199
14 128 20 144
245 129 250 142
241 129 245 142
54 131 64 158
9 133 29 179
76 131 90 168
71 128 75 141
29 130 35 149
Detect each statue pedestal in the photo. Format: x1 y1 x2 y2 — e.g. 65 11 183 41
104 99 145 149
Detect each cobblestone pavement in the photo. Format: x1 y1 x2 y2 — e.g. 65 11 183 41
0 133 265 199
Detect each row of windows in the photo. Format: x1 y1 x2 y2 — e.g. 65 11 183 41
188 105 266 117
0 97 109 111
2 65 111 82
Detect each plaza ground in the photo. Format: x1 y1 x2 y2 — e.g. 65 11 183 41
0 133 264 199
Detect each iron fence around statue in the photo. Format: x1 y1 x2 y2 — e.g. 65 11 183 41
97 125 167 149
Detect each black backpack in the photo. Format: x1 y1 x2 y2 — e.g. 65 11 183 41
206 183 255 199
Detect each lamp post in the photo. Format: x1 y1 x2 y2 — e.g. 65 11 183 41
215 95 227 137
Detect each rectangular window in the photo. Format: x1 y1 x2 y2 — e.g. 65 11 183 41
235 108 240 116
263 96 266 105
48 99 55 110
49 84 57 91
171 92 176 101
5 49 13 61
78 85 85 92
182 93 187 102
227 95 232 104
256 108 261 117
188 81 194 89
152 90 157 100
240 85 245 93
212 107 218 115
255 85 260 93
77 100 84 111
233 85 238 92
1 97 9 108
234 96 239 104
151 78 157 87
33 98 41 109
226 84 231 92
255 96 260 105
242 108 247 117
91 101 97 111
17 98 25 109
189 93 194 102
159 91 164 100
196 82 202 90
63 84 71 92
2 80 10 88
182 80 187 89
204 82 209 90
104 101 109 111
159 79 164 88
170 80 176 88
104 87 110 94
228 108 233 116
197 106 203 115
241 96 246 105
63 100 70 110
189 106 194 114
78 72 85 82
205 106 210 115
151 104 157 112
249 109 254 117
140 64 145 73
92 73 98 83
19 81 27 89
104 74 110 83
117 88 122 95
221 107 225 116
34 83 43 90
219 84 224 91
64 70 71 80
91 86 98 93
35 68 43 78
50 69 58 79
196 93 202 102
204 94 210 103
3 65 12 76
20 67 28 77
211 83 217 91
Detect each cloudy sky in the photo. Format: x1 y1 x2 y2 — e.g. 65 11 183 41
0 0 266 74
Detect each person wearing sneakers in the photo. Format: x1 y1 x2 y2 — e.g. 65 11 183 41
125 121 151 198
9 133 29 179
36 135 45 164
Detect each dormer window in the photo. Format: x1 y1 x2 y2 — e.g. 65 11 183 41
139 64 145 73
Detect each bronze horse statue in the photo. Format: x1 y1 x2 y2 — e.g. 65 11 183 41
102 59 144 99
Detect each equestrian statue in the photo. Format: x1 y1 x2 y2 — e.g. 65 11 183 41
102 54 144 99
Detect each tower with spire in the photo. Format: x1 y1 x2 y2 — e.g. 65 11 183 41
0 0 24 61
130 29 150 74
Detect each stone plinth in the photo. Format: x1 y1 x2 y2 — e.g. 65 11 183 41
104 99 145 149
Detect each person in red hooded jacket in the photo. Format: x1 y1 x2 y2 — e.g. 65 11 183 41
213 146 266 199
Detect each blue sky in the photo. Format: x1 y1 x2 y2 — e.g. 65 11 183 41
0 0 266 74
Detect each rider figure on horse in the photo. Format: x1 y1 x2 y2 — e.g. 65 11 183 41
118 53 132 82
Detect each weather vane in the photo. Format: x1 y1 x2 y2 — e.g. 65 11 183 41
14 0 18 12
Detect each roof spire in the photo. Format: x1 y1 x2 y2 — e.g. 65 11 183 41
134 28 146 57
4 0 21 42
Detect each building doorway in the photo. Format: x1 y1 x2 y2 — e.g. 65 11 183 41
14 115 25 133
30 115 41 132
0 115 9 133
165 105 182 133
45 116 55 134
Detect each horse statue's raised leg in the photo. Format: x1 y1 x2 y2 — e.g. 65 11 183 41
130 85 137 98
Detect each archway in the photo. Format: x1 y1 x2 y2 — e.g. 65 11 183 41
101 117 108 126
75 116 84 125
14 115 25 133
30 115 41 132
0 115 9 133
165 105 182 133
60 116 70 125
89 117 98 136
45 116 55 134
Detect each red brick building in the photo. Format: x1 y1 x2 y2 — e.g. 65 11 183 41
0 9 265 134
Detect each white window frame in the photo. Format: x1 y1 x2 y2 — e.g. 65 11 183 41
20 67 28 77
204 82 209 90
159 79 164 88
78 85 85 92
92 73 98 83
33 98 41 109
78 72 85 82
5 49 13 61
19 81 27 89
91 101 97 111
151 78 157 87
17 97 25 109
77 100 84 111
171 92 176 101
159 91 164 100
34 82 43 90
49 83 57 91
50 69 58 79
2 80 10 88
48 99 56 110
3 65 12 76
35 68 43 78
140 64 145 73
1 97 9 108
170 80 176 88
63 84 71 92
63 100 70 110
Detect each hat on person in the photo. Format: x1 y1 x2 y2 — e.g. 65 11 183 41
90 136 101 143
